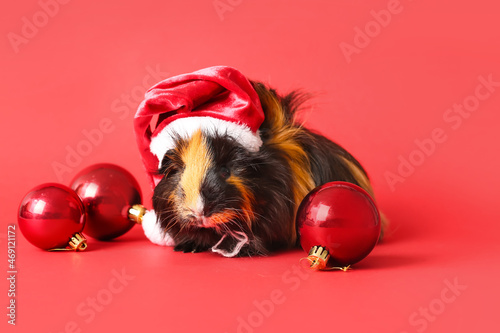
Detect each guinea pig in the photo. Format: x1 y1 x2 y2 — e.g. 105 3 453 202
151 81 387 257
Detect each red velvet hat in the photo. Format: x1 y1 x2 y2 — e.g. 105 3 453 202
134 66 265 188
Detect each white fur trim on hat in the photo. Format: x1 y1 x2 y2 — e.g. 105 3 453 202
142 210 175 246
150 116 263 168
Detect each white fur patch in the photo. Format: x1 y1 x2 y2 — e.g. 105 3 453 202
150 117 262 168
194 196 204 216
141 210 175 246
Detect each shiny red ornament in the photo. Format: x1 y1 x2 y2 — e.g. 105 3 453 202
70 163 143 240
18 183 87 251
296 181 381 269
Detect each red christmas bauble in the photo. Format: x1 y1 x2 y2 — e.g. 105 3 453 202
70 163 142 240
18 183 87 251
296 181 381 268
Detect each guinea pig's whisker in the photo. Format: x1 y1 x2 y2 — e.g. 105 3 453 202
223 208 257 233
230 207 276 229
157 209 177 217
152 195 173 203
163 219 178 234
218 221 237 235
272 189 294 203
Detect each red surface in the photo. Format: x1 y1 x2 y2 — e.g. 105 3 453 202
2 0 499 332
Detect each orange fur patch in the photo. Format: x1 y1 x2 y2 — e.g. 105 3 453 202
179 130 212 210
257 89 315 245
209 211 238 225
227 175 255 229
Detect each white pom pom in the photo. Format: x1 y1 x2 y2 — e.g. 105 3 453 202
141 210 175 246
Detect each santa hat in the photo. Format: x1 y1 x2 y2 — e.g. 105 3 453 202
134 66 265 189
134 66 264 253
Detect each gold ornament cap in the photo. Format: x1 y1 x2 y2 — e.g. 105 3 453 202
300 245 351 271
69 233 87 250
128 204 147 224
306 245 330 270
48 232 87 251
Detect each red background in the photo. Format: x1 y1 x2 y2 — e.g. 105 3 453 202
2 0 499 332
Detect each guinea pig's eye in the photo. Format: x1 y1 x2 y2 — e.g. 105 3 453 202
219 166 231 179
159 163 178 178
163 166 177 177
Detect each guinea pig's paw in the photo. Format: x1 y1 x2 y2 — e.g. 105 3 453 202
173 241 210 253
142 210 175 247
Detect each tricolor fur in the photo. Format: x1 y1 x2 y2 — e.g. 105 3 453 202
153 81 386 256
